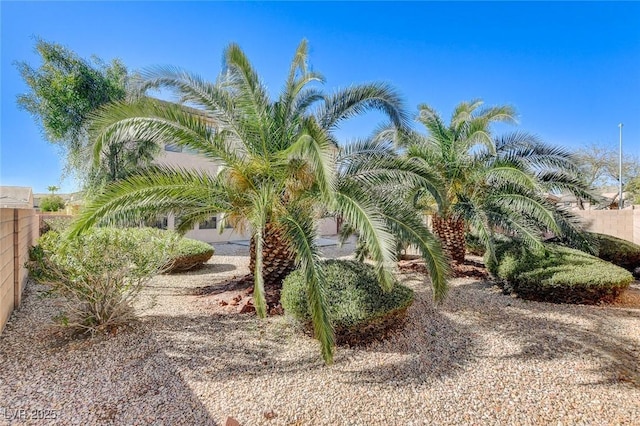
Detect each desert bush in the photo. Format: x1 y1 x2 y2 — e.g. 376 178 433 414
27 227 179 333
487 241 633 304
165 238 214 272
281 260 414 345
39 216 74 235
40 195 65 212
592 232 640 274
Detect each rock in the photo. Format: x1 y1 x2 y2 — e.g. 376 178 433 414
263 410 277 420
225 417 241 426
238 299 255 314
269 305 284 315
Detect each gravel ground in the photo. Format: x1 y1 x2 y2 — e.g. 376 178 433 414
1 240 639 425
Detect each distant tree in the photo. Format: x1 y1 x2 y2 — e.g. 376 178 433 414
47 185 60 194
16 39 158 193
40 195 65 212
624 176 640 205
574 143 640 189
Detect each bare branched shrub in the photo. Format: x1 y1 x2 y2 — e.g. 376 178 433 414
27 227 179 333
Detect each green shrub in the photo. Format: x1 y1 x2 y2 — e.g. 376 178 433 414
40 195 65 212
165 238 214 272
40 216 74 235
281 260 414 345
487 242 633 304
27 227 179 333
592 232 640 273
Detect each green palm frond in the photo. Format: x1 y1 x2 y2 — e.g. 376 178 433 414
135 66 239 124
318 83 408 131
246 187 276 318
376 197 449 301
483 163 541 192
482 205 545 252
69 165 228 236
279 206 334 364
489 192 560 234
75 40 426 364
335 180 396 290
284 117 337 203
89 98 247 168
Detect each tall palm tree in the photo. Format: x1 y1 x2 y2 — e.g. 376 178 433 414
69 40 448 363
399 100 592 263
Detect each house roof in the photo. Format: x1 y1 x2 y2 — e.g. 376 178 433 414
0 186 33 208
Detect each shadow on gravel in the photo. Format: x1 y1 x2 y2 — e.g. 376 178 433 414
144 296 477 387
449 280 640 388
169 263 238 276
335 276 478 386
1 317 218 424
336 307 477 386
146 313 325 381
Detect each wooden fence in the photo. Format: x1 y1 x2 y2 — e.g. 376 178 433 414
1 208 38 334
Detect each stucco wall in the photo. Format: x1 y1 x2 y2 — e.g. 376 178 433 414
572 207 640 244
155 149 219 175
1 208 38 334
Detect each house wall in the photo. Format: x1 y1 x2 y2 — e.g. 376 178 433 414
0 208 38 334
181 217 339 243
184 225 251 243
157 147 340 241
155 149 219 175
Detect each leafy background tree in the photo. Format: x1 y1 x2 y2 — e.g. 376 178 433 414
15 38 158 194
40 195 65 212
573 143 640 206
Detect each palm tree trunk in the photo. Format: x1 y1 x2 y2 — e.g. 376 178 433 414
432 214 466 263
249 222 296 287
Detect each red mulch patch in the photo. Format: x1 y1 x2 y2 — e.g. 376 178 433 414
193 274 283 315
196 258 492 316
398 258 489 279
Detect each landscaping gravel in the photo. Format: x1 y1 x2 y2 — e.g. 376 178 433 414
1 240 639 425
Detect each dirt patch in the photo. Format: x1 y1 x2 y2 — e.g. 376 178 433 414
398 257 489 279
193 274 284 315
612 283 640 308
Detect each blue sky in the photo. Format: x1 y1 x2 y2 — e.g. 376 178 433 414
2 1 639 193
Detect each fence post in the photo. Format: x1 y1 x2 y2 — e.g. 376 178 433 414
13 209 19 307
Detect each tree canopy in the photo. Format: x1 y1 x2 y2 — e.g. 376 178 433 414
16 38 157 193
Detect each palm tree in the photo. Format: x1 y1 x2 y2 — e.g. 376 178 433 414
69 40 448 363
399 100 592 263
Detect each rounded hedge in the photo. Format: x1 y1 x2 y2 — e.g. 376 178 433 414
166 238 214 272
36 225 213 273
281 260 414 345
487 242 633 304
592 232 640 274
